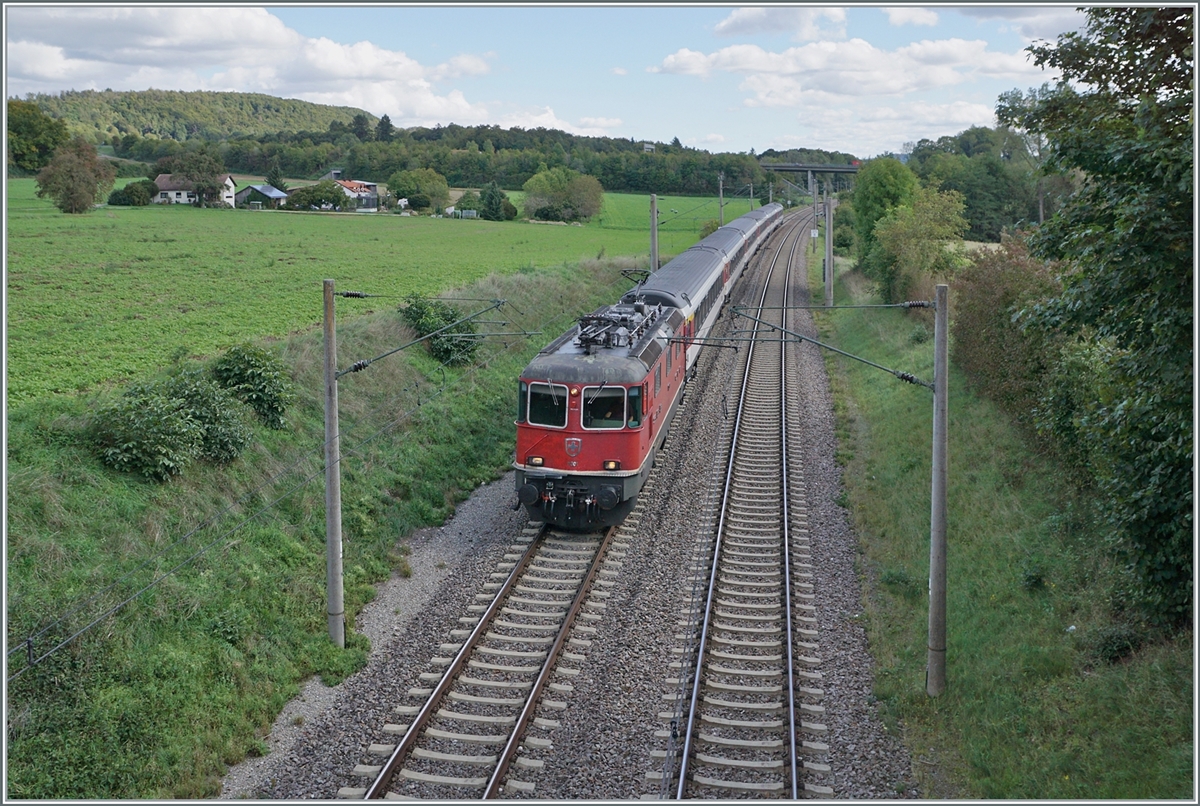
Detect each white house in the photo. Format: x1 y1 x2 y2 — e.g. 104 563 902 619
154 173 237 207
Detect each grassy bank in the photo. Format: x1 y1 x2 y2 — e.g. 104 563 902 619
5 257 639 798
807 254 1192 798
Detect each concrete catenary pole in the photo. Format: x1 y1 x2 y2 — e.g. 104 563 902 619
824 188 833 307
650 193 659 272
718 172 725 226
927 283 949 695
323 279 345 648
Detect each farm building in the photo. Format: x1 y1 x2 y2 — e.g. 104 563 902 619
234 184 288 209
334 179 379 212
153 173 237 207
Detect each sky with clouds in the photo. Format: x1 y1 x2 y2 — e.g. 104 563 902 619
4 4 1087 158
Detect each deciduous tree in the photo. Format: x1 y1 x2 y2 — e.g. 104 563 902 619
522 166 603 221
1018 7 1193 621
7 99 69 174
283 180 347 211
868 186 968 301
387 167 449 210
35 136 116 213
851 157 918 258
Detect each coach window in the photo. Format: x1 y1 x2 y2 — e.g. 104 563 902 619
527 382 569 428
655 365 662 396
628 385 643 427
582 386 625 429
517 381 528 423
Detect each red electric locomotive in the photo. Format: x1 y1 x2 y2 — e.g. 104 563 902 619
514 203 784 529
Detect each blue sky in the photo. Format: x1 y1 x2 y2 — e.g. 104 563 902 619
4 4 1086 158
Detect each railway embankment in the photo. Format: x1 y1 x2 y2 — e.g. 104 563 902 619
5 256 645 798
804 254 1192 799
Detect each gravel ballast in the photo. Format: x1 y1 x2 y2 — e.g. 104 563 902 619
219 223 917 799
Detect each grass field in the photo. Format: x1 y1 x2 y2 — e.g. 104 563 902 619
6 180 755 405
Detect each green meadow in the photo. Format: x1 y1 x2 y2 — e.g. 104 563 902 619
7 179 759 405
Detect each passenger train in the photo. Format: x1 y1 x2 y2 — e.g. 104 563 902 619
513 202 785 529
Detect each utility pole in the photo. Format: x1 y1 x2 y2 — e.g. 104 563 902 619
927 284 949 696
323 279 345 648
718 172 725 226
768 183 773 204
650 193 659 272
749 182 754 208
824 188 833 307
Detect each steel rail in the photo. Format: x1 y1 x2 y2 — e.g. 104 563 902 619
483 525 618 797
673 212 811 798
780 224 802 799
363 523 547 799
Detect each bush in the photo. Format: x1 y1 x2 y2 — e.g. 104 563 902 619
399 295 480 366
1085 624 1144 665
211 345 295 429
106 179 157 206
160 368 254 463
91 387 202 481
952 235 1063 421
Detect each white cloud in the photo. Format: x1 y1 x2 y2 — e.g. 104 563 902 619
883 7 938 27
656 37 1047 106
689 134 727 146
714 7 846 42
3 7 495 127
766 98 997 157
428 54 491 81
580 116 622 128
611 67 628 76
952 7 1087 41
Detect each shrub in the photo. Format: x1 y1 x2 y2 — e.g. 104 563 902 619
399 294 480 366
106 179 157 206
211 345 295 430
160 368 254 463
91 387 202 481
952 235 1063 421
1085 624 1144 665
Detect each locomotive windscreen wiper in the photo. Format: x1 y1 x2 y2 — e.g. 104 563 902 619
584 380 607 406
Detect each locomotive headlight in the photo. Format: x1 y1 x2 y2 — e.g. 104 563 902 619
527 456 544 467
603 460 621 471
570 387 579 396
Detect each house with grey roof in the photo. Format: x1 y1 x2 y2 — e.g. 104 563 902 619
235 184 289 209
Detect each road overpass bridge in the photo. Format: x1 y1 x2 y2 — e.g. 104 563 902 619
759 162 859 195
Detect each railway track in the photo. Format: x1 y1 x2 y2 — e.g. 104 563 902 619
652 212 833 798
340 472 660 800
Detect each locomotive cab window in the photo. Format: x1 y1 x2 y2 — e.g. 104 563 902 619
582 386 626 429
517 381 528 423
527 382 569 428
628 385 643 427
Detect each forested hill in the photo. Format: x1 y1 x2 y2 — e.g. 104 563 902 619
21 89 376 141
